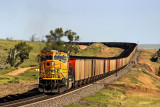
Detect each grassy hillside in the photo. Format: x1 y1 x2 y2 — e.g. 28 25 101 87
68 49 160 107
72 43 124 57
0 39 45 68
0 39 44 84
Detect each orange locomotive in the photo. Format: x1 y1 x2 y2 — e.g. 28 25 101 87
38 50 74 93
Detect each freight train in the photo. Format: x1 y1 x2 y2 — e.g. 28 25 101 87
38 42 137 93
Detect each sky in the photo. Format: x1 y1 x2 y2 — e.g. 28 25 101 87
0 0 160 44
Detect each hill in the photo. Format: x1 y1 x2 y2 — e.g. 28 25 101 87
72 43 124 57
0 39 45 68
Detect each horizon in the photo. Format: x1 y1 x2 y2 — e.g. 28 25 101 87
1 38 160 45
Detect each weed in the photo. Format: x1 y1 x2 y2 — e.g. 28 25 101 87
8 77 20 84
18 69 39 81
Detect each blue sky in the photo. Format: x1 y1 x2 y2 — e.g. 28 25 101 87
0 0 160 44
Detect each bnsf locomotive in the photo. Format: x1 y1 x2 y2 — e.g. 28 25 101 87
38 42 137 93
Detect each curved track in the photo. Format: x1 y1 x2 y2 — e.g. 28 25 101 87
0 50 139 107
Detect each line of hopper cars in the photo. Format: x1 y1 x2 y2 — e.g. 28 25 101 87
38 42 137 93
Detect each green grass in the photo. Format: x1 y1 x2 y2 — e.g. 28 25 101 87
124 70 141 84
0 68 18 75
72 43 101 56
68 88 160 107
0 69 39 84
17 69 39 81
0 75 15 84
0 40 45 68
0 40 44 83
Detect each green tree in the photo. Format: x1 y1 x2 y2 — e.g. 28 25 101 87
6 42 32 67
151 49 160 62
42 28 80 53
65 29 79 44
46 28 64 43
7 48 17 67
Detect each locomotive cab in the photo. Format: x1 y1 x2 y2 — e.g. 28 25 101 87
38 50 73 93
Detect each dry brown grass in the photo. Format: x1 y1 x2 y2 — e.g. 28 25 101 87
105 49 160 98
138 49 159 73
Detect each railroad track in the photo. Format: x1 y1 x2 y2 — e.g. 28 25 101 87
0 50 139 107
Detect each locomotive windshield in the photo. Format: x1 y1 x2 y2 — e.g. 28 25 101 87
54 56 67 62
41 55 52 61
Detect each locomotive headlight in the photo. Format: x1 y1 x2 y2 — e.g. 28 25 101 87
51 61 55 66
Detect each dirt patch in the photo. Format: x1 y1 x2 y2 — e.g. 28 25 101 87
0 81 37 98
5 67 32 76
79 45 87 50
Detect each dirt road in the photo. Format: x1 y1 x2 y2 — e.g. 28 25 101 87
5 67 32 76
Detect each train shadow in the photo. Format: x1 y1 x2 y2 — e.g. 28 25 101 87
0 88 41 103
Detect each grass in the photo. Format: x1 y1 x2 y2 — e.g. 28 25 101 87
18 69 39 81
0 39 45 68
0 40 43 84
0 68 18 75
72 43 124 57
0 69 39 84
124 70 141 84
0 75 15 84
68 88 160 107
72 43 102 56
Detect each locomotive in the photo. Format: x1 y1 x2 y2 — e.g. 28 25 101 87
38 42 137 93
38 50 74 93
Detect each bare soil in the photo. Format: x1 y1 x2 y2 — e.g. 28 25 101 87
0 81 37 98
79 45 87 50
5 67 32 76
